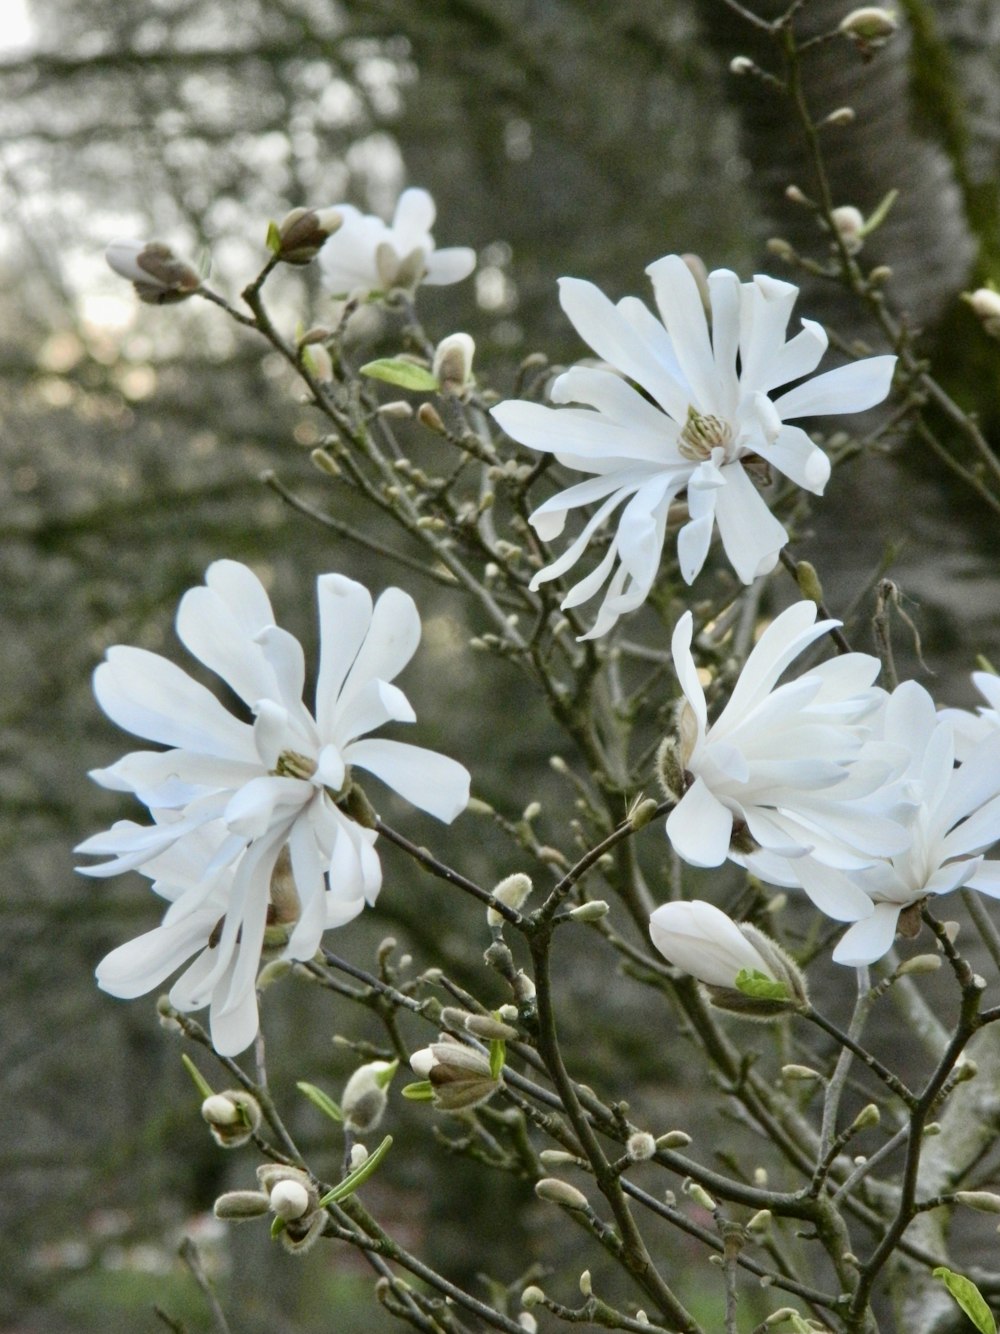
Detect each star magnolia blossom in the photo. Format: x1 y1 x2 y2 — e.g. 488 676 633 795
664 601 908 874
771 681 1000 967
318 187 476 296
77 561 470 1053
491 256 895 638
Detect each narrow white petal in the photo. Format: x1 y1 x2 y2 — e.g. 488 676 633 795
646 255 721 411
712 462 787 584
392 187 435 236
665 777 733 868
760 318 828 391
176 585 276 708
772 355 896 419
739 274 799 391
315 575 374 738
754 424 830 494
338 586 422 713
832 903 901 965
424 247 476 285
96 911 217 998
669 611 708 736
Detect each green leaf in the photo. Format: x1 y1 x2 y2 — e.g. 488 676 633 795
360 358 439 392
734 969 790 1001
297 1081 344 1124
318 1135 393 1207
934 1267 997 1334
374 1059 400 1090
265 220 283 255
270 1215 286 1239
401 1080 435 1101
489 1038 506 1081
181 1054 214 1100
860 188 898 237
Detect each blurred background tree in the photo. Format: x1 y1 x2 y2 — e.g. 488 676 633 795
2 1 999 1329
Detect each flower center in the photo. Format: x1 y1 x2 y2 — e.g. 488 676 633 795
273 749 318 781
678 405 733 462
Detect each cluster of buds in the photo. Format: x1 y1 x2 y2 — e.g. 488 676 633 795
649 900 808 1019
214 1164 326 1254
408 1035 502 1111
105 240 201 305
269 207 343 265
200 1089 262 1148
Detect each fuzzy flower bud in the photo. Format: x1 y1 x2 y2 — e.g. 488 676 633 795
656 1130 692 1149
830 205 866 255
852 1103 881 1131
965 288 1000 340
201 1090 262 1148
272 207 343 265
409 1037 501 1111
213 1190 270 1220
896 953 942 976
685 1180 716 1211
518 1316 538 1334
270 1179 312 1221
567 900 610 923
488 872 533 926
782 1064 823 1082
729 55 754 75
432 333 476 395
535 1178 590 1210
105 239 200 304
341 1059 398 1134
839 6 898 54
521 1286 545 1309
627 1132 657 1162
824 106 856 127
955 1191 1000 1214
649 901 807 1017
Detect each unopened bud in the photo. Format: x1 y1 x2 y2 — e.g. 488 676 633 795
539 1149 582 1166
852 1103 881 1131
656 1130 692 1149
953 1058 978 1084
965 288 1000 340
463 1013 519 1041
896 953 942 976
272 206 343 264
105 239 200 304
627 1132 657 1162
213 1190 270 1220
785 185 810 206
488 872 533 926
782 1064 823 1082
830 205 865 255
824 106 856 127
535 1178 590 1210
417 402 447 434
311 447 341 477
795 561 824 604
377 399 414 419
685 1181 716 1211
201 1090 262 1147
349 1143 369 1171
839 7 898 44
955 1191 1000 1214
518 1315 538 1334
568 900 610 923
629 796 660 830
341 1059 398 1134
432 333 475 395
729 55 754 75
270 1179 312 1221
521 1286 545 1309
747 1209 771 1235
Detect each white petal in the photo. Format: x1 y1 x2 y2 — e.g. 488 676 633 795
712 462 787 584
759 318 828 392
792 859 878 922
345 738 470 823
392 187 435 237
225 775 310 839
670 611 707 736
337 586 422 715
314 575 374 737
665 777 733 868
95 647 256 759
255 625 308 716
772 355 896 419
96 910 217 998
755 424 830 494
424 247 476 285
646 255 721 411
738 274 799 392
832 903 901 965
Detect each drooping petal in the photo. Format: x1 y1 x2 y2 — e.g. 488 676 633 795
832 903 902 966
754 423 831 494
711 461 787 584
96 910 218 999
665 778 734 868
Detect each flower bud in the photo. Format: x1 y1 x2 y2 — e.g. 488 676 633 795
656 1130 691 1149
955 1191 1000 1214
272 207 343 265
105 240 200 304
685 1181 716 1211
518 1316 538 1334
417 402 447 434
896 953 942 976
535 1178 590 1210
627 1132 657 1162
341 1059 398 1134
830 205 866 255
213 1190 270 1220
270 1179 312 1221
521 1286 545 1309
852 1103 881 1131
568 900 609 923
349 1143 369 1171
432 333 475 395
965 288 1000 340
782 1064 823 1082
487 872 533 925
539 1149 582 1166
649 901 807 1017
463 1013 519 1041
409 1038 501 1111
201 1090 262 1148
824 106 856 127
729 55 753 75
579 1269 593 1297
839 7 898 43
746 1209 771 1235
629 797 660 830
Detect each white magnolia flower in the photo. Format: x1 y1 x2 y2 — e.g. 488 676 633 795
940 671 1000 761
77 561 470 1052
318 187 476 297
663 601 908 875
776 681 1000 966
491 255 895 637
649 899 779 987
